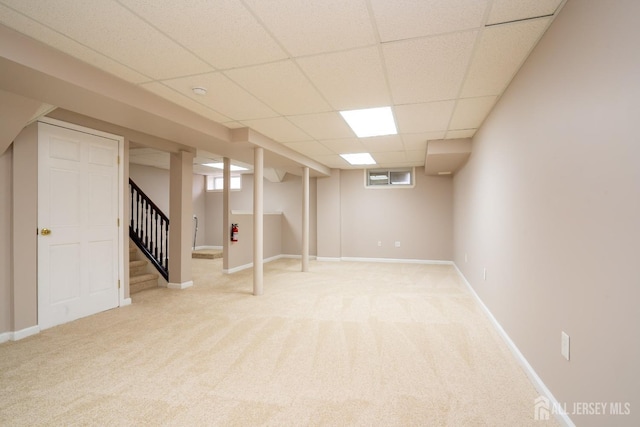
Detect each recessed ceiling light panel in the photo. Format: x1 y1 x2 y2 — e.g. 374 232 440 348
340 153 376 165
339 106 397 138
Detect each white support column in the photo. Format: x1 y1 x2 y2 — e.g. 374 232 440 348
222 157 230 272
302 166 310 272
253 147 264 296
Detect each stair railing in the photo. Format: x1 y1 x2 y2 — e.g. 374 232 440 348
129 179 169 280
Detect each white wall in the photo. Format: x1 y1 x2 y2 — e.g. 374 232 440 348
453 1 640 425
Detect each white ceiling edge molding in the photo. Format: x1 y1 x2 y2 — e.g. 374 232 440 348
424 138 472 176
263 168 287 183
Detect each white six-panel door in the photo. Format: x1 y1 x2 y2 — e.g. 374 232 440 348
38 121 121 330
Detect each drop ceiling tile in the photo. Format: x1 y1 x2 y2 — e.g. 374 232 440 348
402 132 447 151
296 47 390 110
160 72 277 121
370 0 488 42
314 154 350 169
140 82 231 123
394 101 456 134
243 0 375 57
225 61 331 116
405 150 427 162
283 141 334 157
446 129 477 139
450 96 497 129
288 113 355 140
461 18 551 97
487 0 562 25
0 4 149 83
371 151 406 164
361 135 404 153
240 117 311 143
119 0 287 69
1 0 213 80
320 138 367 154
383 31 477 104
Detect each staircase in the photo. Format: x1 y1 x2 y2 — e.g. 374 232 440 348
129 240 159 294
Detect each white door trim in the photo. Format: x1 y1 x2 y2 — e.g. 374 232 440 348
38 117 127 308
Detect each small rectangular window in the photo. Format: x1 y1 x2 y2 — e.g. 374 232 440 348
390 171 411 185
365 168 414 188
206 175 241 191
368 171 389 186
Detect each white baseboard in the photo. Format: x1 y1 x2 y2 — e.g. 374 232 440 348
223 254 283 274
11 325 41 341
120 298 132 307
316 257 341 262
280 254 317 260
0 327 40 344
168 280 193 289
453 263 574 427
340 257 453 265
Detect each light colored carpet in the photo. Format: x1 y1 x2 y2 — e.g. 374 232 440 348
0 259 559 426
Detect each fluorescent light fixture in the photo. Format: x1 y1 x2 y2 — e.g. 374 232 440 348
339 106 397 138
340 153 376 165
203 162 248 171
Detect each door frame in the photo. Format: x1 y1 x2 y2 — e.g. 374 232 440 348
38 117 128 309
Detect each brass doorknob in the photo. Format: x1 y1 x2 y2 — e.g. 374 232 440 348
40 228 51 236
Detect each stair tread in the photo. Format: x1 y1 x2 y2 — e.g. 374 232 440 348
129 259 147 267
130 272 159 284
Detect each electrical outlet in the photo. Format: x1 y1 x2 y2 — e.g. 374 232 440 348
561 331 570 361
395 241 400 247
377 241 382 247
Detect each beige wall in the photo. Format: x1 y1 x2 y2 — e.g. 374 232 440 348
331 168 453 261
316 169 342 259
453 1 640 425
11 124 38 332
205 173 318 256
129 164 170 215
192 174 206 248
129 163 206 248
226 212 282 271
0 147 12 334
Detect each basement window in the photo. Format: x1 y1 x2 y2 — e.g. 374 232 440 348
206 175 241 191
365 168 414 188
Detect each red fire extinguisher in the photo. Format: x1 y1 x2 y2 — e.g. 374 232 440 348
231 223 238 242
